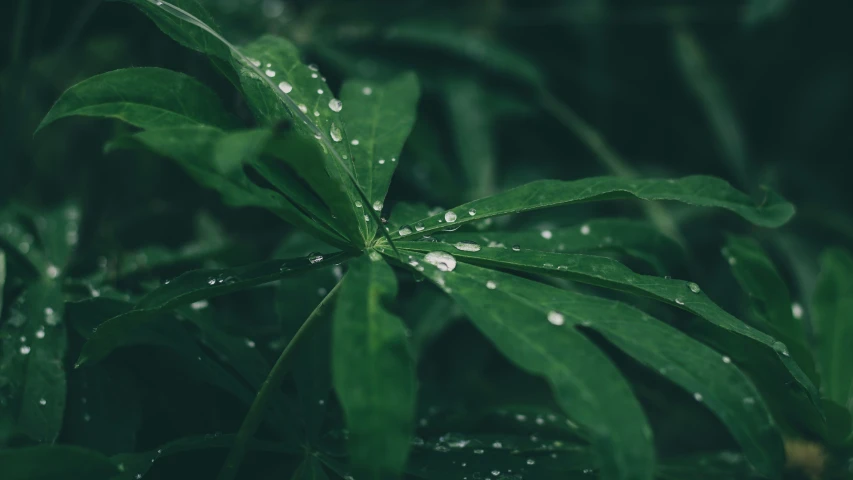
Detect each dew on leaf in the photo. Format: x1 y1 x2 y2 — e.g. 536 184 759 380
722 356 731 364
20 345 31 355
355 201 363 208
547 311 565 326
373 201 383 211
313 111 320 117
264 69 275 77
675 298 685 305
424 251 457 272
317 89 324 95
791 302 804 319
415 222 425 232
378 159 385 164
468 208 477 216
362 86 372 95
328 98 343 112
35 327 45 339
351 139 360 145
46 264 60 279
486 280 497 290
688 282 701 293
454 241 481 252
580 224 591 235
693 392 703 402
278 81 292 93
399 225 413 236
191 300 209 310
298 104 308 113
308 253 324 264
330 124 343 142
511 245 521 251
245 339 256 348
444 211 458 223
541 230 553 239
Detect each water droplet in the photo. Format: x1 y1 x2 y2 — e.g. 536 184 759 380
424 251 457 272
278 81 292 93
35 327 45 339
773 341 790 356
415 222 425 232
399 225 413 236
454 241 481 252
377 158 385 165
38 398 46 406
791 302 804 320
722 356 731 364
362 86 372 95
264 69 276 77
468 208 477 216
547 311 565 326
675 298 685 305
511 245 521 252
526 459 535 465
486 280 497 290
580 224 591 235
308 64 319 71
364 215 370 222
492 441 503 448
317 287 328 296
444 211 457 223
308 253 324 264
44 307 58 326
207 278 216 285
191 300 209 310
245 339 256 348
328 98 343 112
688 282 701 293
541 230 553 239
330 124 343 142
317 89 324 95
311 72 318 79
743 396 755 406
313 111 320 117
298 104 308 113
391 157 397 162
19 345 30 355
693 392 703 402
372 201 383 211
46 264 60 279
491 471 500 477
473 449 484 454
351 139 360 145
248 57 261 67
728 256 737 265
355 201 363 208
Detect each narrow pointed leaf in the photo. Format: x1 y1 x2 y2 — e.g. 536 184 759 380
391 176 795 241
812 248 853 414
0 445 117 480
396 242 824 430
445 76 497 200
237 35 366 243
389 251 655 480
340 71 421 238
77 251 353 366
333 255 416 476
36 68 234 134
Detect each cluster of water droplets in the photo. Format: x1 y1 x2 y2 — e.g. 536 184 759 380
206 273 237 286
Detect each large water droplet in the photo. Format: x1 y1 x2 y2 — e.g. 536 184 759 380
265 69 276 77
791 302 804 319
317 89 324 94
722 355 731 364
399 225 413 236
415 222 425 232
580 224 591 235
35 327 45 339
687 282 701 293
278 81 292 93
511 245 521 251
46 264 60 279
372 200 383 211
486 280 497 290
308 253 324 264
424 251 457 272
468 208 477 216
454 241 481 252
330 124 343 142
328 98 343 112
444 211 457 223
547 311 565 326
20 345 31 355
39 398 47 406
355 201 363 208
351 139 360 145
541 230 553 239
298 104 308 114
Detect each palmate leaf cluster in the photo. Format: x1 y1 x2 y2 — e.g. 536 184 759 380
2 1 853 479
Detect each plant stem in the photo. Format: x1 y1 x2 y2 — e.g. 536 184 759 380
216 280 344 480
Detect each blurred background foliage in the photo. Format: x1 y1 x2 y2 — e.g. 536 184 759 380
2 0 853 478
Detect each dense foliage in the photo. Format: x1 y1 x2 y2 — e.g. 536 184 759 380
2 0 853 479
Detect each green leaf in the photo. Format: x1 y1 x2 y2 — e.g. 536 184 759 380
36 68 235 134
396 242 821 415
0 445 117 480
391 176 795 242
658 452 758 480
389 252 654 480
0 280 66 443
432 218 683 273
121 0 231 60
0 219 50 277
77 251 353 366
812 248 853 414
444 76 497 200
0 250 5 314
291 456 330 480
407 434 595 479
340 71 421 238
724 235 812 372
332 255 416 476
236 35 366 243
110 126 351 250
